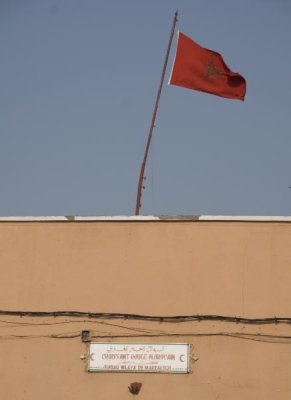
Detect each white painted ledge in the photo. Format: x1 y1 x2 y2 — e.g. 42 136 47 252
0 215 290 222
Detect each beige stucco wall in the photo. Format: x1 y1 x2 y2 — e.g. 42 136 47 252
0 219 290 399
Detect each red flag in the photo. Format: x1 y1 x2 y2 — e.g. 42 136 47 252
169 32 246 101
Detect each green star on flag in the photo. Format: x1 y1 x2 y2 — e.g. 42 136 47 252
205 60 220 79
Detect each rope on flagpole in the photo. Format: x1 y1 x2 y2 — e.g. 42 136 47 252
135 11 178 215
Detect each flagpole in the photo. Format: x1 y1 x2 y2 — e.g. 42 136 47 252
135 11 178 216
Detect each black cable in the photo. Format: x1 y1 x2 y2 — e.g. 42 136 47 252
90 332 291 344
1 331 291 344
0 310 291 325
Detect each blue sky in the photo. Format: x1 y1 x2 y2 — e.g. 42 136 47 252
1 0 291 216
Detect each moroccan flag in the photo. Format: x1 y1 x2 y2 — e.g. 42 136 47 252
169 32 246 101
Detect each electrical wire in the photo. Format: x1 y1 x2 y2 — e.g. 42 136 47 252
0 310 291 325
0 330 291 344
1 311 290 344
89 332 291 344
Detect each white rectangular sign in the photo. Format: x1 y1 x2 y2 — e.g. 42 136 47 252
88 342 190 373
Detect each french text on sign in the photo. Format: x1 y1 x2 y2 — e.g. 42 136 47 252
88 343 190 373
